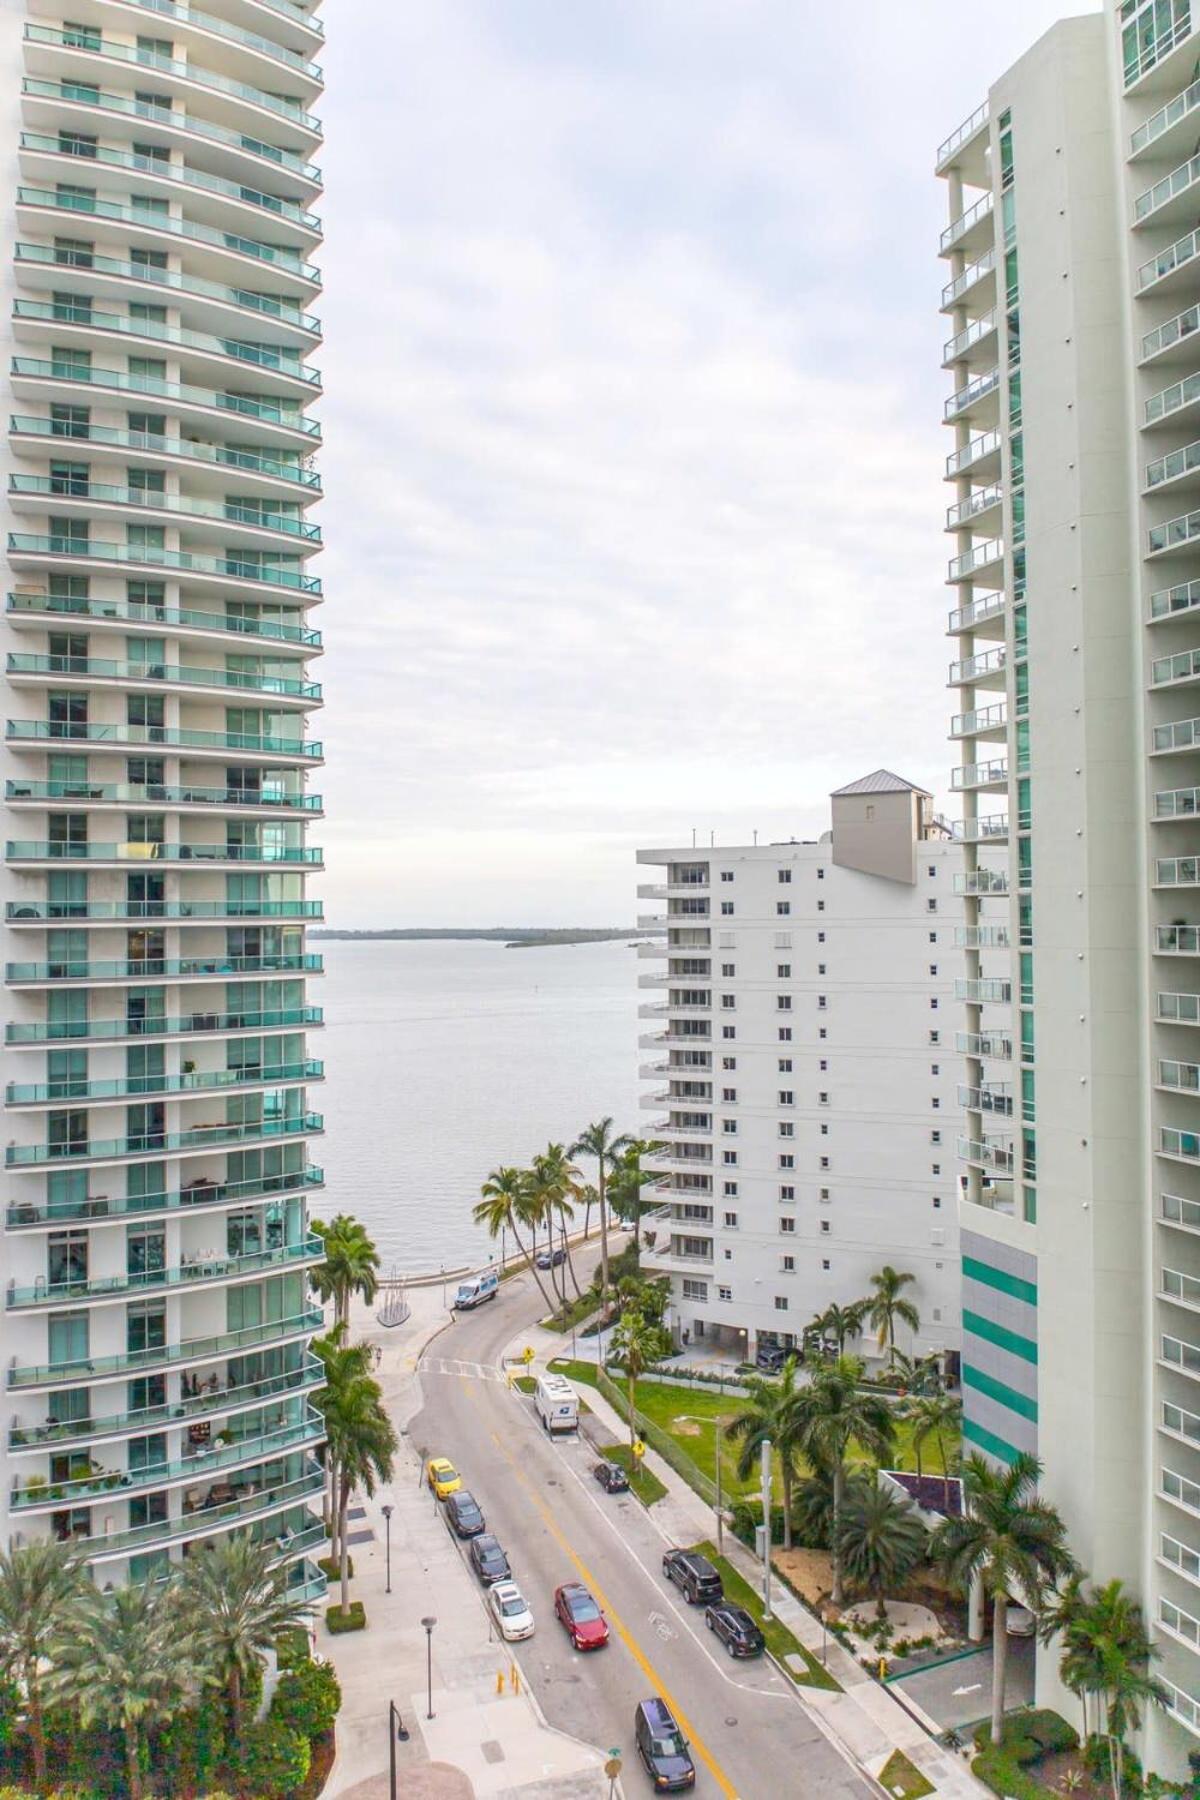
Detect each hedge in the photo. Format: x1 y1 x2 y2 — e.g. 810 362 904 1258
974 1711 1079 1767
326 1601 366 1635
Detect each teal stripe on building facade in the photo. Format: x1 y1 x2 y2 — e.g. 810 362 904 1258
962 1255 1038 1309
963 1415 1022 1466
962 1361 1039 1421
962 1308 1038 1364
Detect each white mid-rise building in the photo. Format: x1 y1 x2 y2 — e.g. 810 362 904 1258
0 0 328 1598
636 773 977 1371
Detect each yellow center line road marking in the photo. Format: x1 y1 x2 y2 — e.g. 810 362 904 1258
464 1378 740 1799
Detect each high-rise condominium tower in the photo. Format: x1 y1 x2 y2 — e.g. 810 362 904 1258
637 775 971 1370
940 0 1200 1770
0 0 327 1600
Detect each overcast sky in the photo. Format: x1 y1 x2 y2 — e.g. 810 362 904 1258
313 0 1099 927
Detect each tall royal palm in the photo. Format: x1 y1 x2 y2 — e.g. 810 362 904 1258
312 1325 372 1560
932 1451 1075 1745
607 1139 659 1253
610 1308 668 1462
323 1365 397 1614
0 1539 89 1791
310 1213 381 1331
908 1392 962 1504
794 1355 896 1605
570 1118 632 1299
175 1532 313 1741
474 1166 557 1316
534 1143 585 1303
726 1356 806 1549
865 1266 921 1366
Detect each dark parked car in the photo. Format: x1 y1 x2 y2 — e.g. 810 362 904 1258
468 1533 511 1585
634 1698 695 1791
593 1460 630 1494
704 1601 765 1659
755 1342 787 1373
535 1246 567 1269
445 1490 485 1538
661 1549 723 1605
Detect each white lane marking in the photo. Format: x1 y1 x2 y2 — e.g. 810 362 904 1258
952 1682 983 1696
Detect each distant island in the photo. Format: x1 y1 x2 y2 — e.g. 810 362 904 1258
311 927 660 948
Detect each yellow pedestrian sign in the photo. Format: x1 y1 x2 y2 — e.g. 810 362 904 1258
632 1439 645 1462
522 1346 536 1365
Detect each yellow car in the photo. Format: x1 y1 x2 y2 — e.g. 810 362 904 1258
427 1457 462 1500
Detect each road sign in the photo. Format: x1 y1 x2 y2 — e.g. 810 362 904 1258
522 1346 535 1364
604 1757 622 1778
632 1438 645 1461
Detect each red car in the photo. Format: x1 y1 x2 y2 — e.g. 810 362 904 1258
554 1581 609 1650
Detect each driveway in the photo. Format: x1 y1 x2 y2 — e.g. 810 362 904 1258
886 1636 1035 1734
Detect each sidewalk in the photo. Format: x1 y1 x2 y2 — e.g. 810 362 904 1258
320 1285 611 1799
520 1334 986 1800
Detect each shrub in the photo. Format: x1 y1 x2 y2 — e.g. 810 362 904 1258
325 1601 366 1635
270 1660 341 1741
155 1696 227 1796
973 1748 1058 1800
975 1712 1079 1769
236 1718 311 1799
1084 1734 1142 1796
275 1628 311 1672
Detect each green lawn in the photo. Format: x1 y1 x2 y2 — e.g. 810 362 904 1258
540 1292 603 1333
878 1749 935 1800
690 1540 839 1691
599 1443 667 1507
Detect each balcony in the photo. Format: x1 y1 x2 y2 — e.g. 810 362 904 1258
1149 511 1200 559
940 248 996 312
1159 990 1200 1020
6 780 320 817
956 976 1012 1004
1155 718 1200 754
946 486 1004 531
956 925 1011 949
6 654 319 706
6 720 320 763
1136 152 1200 227
5 951 322 986
945 429 1002 480
1147 444 1200 498
8 537 321 598
948 593 1006 635
944 367 1000 425
1160 1595 1200 1653
6 1164 323 1230
6 900 323 928
1143 304 1200 366
1147 375 1200 431
958 1136 1015 1175
5 1003 323 1049
1157 788 1200 820
954 869 1009 896
940 191 995 257
957 1030 1013 1059
1161 1533 1200 1594
7 1307 326 1390
1161 1676 1200 1740
958 1082 1013 1116
936 102 989 175
6 1059 323 1109
1159 926 1200 954
949 702 1007 740
9 478 322 548
1152 649 1200 687
1162 1131 1200 1167
948 540 1005 584
1165 1193 1200 1234
1163 1335 1200 1379
6 842 321 872
63 1468 325 1564
10 413 321 494
1165 1466 1200 1517
943 310 998 369
1165 1267 1200 1310
951 815 1009 844
12 351 317 438
63 0 324 65
6 1236 322 1313
949 644 1006 684
952 759 1008 790
1151 580 1200 621
1138 226 1200 294
1158 862 1200 888
1132 76 1200 159
7 593 320 654
6 1111 323 1172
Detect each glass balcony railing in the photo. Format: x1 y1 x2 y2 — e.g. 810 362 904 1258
944 367 1000 420
10 411 320 489
6 951 322 983
8 482 320 545
945 430 1002 477
6 1110 323 1168
1148 510 1200 554
1162 1336 1200 1379
1163 1412 1200 1460
1147 442 1200 491
947 592 1006 633
957 1082 1013 1115
13 241 319 338
8 1308 325 1388
1147 373 1200 425
11 299 319 386
1162 1533 1200 1587
7 653 319 701
1142 302 1200 362
1154 717 1200 752
7 779 319 813
946 486 1003 530
15 190 319 284
61 1468 325 1559
941 248 996 309
1157 788 1200 818
1162 1134 1200 1168
7 593 318 650
950 646 1006 683
1135 151 1200 221
955 925 1010 949
936 102 988 171
957 1136 1014 1173
1153 649 1200 685
951 759 1007 789
1150 580 1200 620
103 0 322 80
953 869 1010 896
950 702 1008 737
6 1059 322 1108
957 1030 1013 1058
951 815 1008 842
1165 1192 1200 1231
23 26 321 136
6 720 320 758
940 191 994 254
6 1237 323 1313
956 977 1012 1003
1159 989 1200 1017
9 537 321 597
12 358 317 436
1159 926 1200 953
6 1006 322 1050
6 842 322 868
1139 227 1200 290
6 899 322 925
1132 76 1200 155
9 1356 323 1450
948 539 1005 583
6 1164 323 1230
943 310 997 365
1161 1677 1200 1735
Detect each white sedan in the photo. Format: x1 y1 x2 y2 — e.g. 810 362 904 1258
489 1581 535 1641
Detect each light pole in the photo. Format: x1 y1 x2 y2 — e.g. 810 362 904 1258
388 1699 409 1799
760 1437 773 1621
421 1615 436 1720
382 1503 393 1595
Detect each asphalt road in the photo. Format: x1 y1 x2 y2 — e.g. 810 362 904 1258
408 1265 877 1800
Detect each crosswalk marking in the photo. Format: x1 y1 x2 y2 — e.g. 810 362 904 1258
417 1354 506 1381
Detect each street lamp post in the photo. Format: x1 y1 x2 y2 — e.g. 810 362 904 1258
382 1503 393 1595
421 1616 437 1720
388 1699 409 1799
760 1437 773 1621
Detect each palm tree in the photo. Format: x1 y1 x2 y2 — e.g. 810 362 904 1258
474 1166 557 1317
0 1539 89 1790
570 1118 632 1299
608 1139 659 1252
323 1365 397 1615
609 1309 668 1462
793 1355 896 1606
175 1532 312 1742
932 1451 1076 1746
1042 1577 1165 1798
579 1182 599 1242
310 1213 381 1330
49 1582 198 1800
726 1356 807 1549
312 1326 372 1562
819 1300 868 1357
866 1267 921 1366
838 1482 928 1619
908 1392 962 1505
534 1143 586 1303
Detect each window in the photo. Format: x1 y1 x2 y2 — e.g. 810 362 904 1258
929 932 938 944
928 864 936 878
778 1058 793 1073
819 1059 827 1071
721 963 735 977
932 1096 941 1110
777 995 792 1011
722 1120 738 1135
775 932 792 949
721 901 734 915
779 1153 795 1169
818 964 826 975
721 994 736 1010
721 1026 736 1040
818 995 827 1010
774 1295 789 1311
777 963 791 978
820 1220 830 1235
718 1285 732 1302
819 1187 829 1201
930 997 938 1010
780 1216 796 1234
932 1163 941 1175
932 1196 942 1209
930 1030 940 1045
723 1180 738 1197
819 1155 830 1169
820 1123 829 1137
779 1090 794 1105
927 898 937 913
722 1056 737 1069
929 964 938 977
776 901 791 916
778 869 792 883
931 1130 941 1145
722 1087 737 1102
722 1150 738 1166
723 1211 738 1229
818 1092 828 1104
931 1063 940 1076
781 1256 795 1273
779 1027 792 1042
779 1122 794 1138
818 931 825 943
724 1248 733 1260
818 1028 827 1040
817 899 825 912
822 1259 830 1271
720 870 734 882
779 1185 795 1200
682 1278 707 1301
817 868 825 880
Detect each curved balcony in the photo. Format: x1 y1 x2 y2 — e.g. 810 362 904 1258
15 189 320 292
7 654 320 707
1133 77 1200 159
61 1468 325 1563
1150 510 1200 560
1135 151 1200 227
6 1163 322 1229
19 79 320 201
11 357 319 446
7 594 320 654
5 951 323 987
9 482 321 552
14 242 320 346
5 1109 323 1170
12 299 319 397
6 1004 322 1050
9 1355 323 1451
1147 373 1200 430
6 779 320 818
23 26 322 147
6 843 321 877
11 1412 324 1512
81 0 324 86
6 1059 323 1109
6 899 323 928
6 1236 323 1314
8 538 321 604
1147 444 1200 498
10 414 321 496
8 1306 325 1390
6 720 320 764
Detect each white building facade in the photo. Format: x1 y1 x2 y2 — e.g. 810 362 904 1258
636 773 972 1371
939 4 1200 1770
0 0 328 1599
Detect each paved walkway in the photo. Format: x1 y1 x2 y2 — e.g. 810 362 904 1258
320 1284 611 1799
522 1334 987 1800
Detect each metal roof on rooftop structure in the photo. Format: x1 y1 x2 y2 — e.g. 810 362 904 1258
830 769 931 797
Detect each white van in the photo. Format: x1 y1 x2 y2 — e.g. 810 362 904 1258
455 1270 499 1309
534 1371 578 1433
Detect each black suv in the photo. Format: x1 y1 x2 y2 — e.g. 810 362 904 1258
662 1549 723 1605
755 1342 787 1373
445 1490 485 1538
704 1600 765 1659
634 1698 695 1791
468 1534 510 1585
593 1460 629 1494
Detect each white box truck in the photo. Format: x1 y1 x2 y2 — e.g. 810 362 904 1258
455 1270 499 1309
534 1371 578 1433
